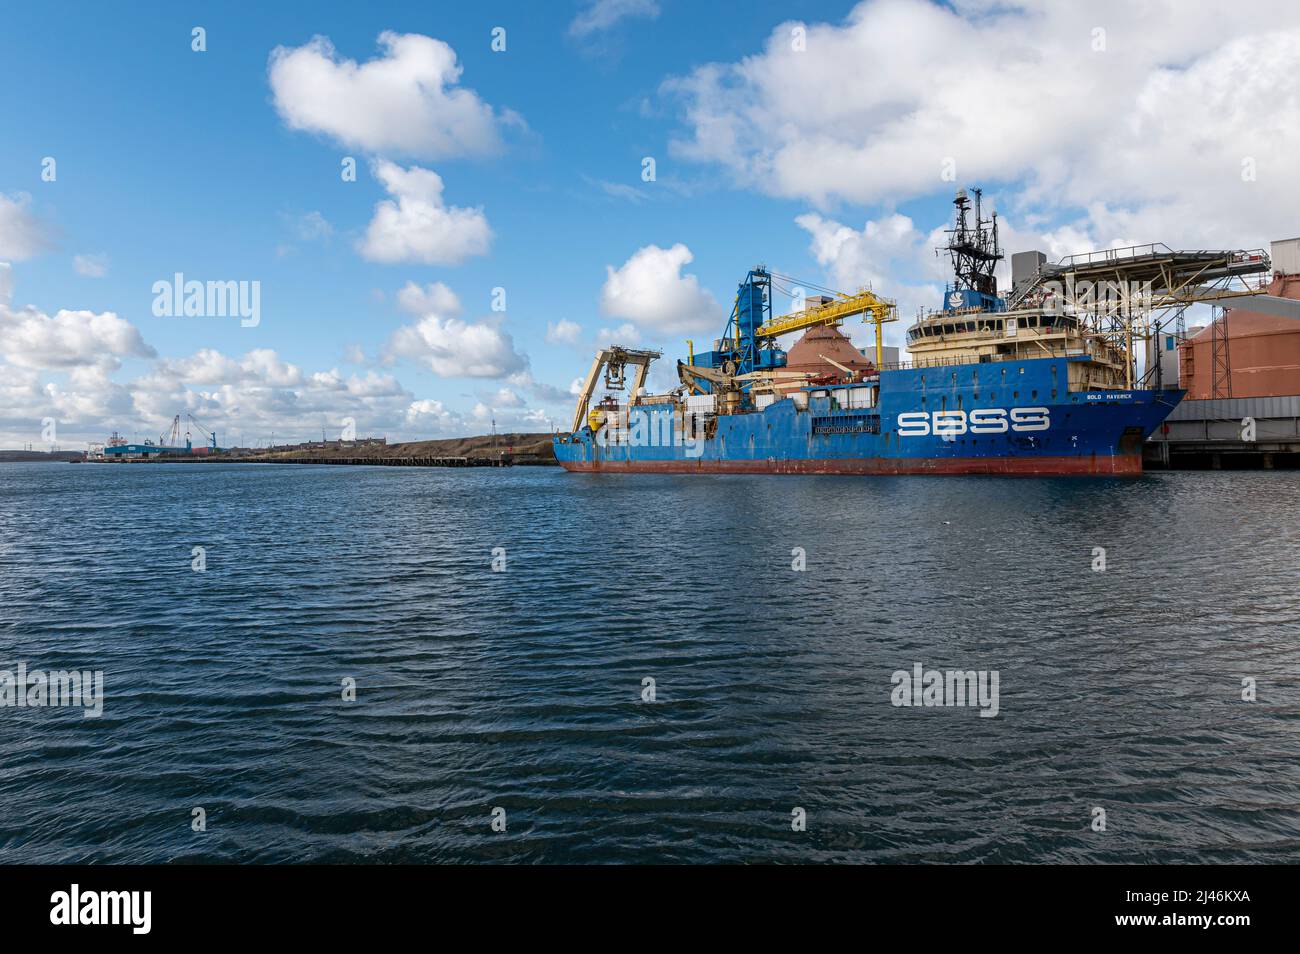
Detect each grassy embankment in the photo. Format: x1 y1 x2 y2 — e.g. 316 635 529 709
253 432 555 461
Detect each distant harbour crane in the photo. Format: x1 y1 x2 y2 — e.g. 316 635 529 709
185 413 219 452
159 414 181 447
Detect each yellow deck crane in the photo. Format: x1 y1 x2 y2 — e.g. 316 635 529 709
679 276 898 394
755 277 898 367
568 345 663 433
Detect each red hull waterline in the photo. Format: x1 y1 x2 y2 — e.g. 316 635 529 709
558 454 1144 476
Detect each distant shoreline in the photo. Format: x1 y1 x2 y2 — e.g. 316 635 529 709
0 432 558 466
0 450 84 463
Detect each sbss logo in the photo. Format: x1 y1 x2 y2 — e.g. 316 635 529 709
896 407 1050 437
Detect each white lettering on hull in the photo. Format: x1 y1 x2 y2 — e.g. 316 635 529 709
896 407 1050 437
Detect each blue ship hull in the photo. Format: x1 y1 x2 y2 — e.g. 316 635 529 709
554 356 1184 476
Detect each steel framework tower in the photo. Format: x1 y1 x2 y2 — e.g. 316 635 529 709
942 188 1003 311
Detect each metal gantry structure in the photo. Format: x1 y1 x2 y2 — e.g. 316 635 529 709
568 345 663 433
716 266 774 380
762 270 897 366
1017 244 1272 390
687 266 897 383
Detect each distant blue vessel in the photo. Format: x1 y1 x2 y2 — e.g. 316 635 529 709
556 188 1184 476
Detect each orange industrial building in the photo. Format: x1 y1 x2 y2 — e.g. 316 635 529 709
1179 239 1300 399
1148 237 1300 468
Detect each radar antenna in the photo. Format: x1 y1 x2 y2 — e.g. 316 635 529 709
943 187 1003 301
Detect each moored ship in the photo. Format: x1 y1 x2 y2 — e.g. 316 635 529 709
553 189 1227 476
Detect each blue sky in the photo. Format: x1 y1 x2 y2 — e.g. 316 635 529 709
3 0 1298 447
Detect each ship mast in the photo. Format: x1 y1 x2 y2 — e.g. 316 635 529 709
942 188 1003 308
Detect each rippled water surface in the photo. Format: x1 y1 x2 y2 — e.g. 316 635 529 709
1 461 1298 863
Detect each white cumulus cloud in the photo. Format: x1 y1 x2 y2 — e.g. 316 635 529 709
130 349 421 446
0 282 496 446
0 303 155 371
385 287 528 380
665 1 1300 244
595 322 641 347
795 212 947 352
599 243 719 335
404 398 466 433
545 319 582 344
396 280 462 317
796 212 921 293
358 160 491 265
481 386 526 408
269 32 508 159
0 193 54 261
387 316 527 378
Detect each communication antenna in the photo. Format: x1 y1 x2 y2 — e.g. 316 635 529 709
943 187 1003 297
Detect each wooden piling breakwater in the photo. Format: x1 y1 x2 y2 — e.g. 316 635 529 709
245 455 513 467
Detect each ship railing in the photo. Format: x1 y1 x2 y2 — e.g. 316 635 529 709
1055 243 1174 268
879 349 1088 372
906 319 1079 344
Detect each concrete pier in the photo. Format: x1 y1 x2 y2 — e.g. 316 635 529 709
1145 394 1300 469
